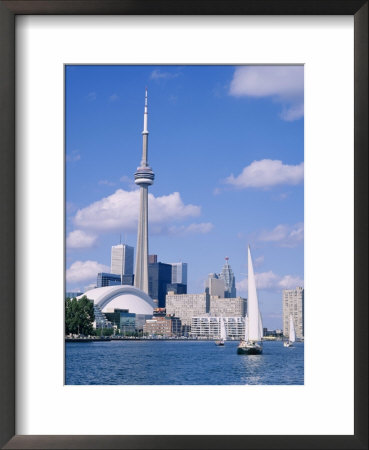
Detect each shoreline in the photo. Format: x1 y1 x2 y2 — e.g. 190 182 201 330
65 337 287 343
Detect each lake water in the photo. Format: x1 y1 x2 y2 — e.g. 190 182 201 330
65 340 304 385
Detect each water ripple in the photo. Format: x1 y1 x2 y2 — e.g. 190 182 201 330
65 340 304 385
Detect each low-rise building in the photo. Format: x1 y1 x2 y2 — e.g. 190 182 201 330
104 308 152 334
210 296 247 317
191 315 245 339
143 315 182 337
165 292 210 328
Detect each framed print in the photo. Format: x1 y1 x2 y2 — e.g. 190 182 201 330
0 1 367 449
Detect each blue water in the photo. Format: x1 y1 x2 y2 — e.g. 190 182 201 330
65 340 304 385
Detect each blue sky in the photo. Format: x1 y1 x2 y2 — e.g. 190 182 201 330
66 65 304 330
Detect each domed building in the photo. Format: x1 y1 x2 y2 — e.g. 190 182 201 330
81 285 155 314
79 285 155 331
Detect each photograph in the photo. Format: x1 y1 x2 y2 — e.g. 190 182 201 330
65 65 304 385
1 0 367 445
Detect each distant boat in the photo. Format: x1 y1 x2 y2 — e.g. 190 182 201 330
215 317 226 346
237 246 263 355
284 315 296 347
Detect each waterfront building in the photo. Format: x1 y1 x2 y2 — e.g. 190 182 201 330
205 273 225 297
93 303 112 329
282 286 304 339
219 257 236 298
120 312 138 334
104 309 135 333
263 328 284 338
165 292 210 327
97 272 121 288
111 244 134 281
134 89 155 294
79 285 155 318
103 308 150 334
166 283 187 295
210 296 247 317
191 315 245 339
143 315 182 337
171 262 188 285
148 261 172 308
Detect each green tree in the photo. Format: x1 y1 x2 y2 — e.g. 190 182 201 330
95 327 114 337
65 296 95 336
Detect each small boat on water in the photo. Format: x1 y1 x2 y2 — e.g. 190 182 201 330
215 317 226 346
284 315 296 347
237 245 263 355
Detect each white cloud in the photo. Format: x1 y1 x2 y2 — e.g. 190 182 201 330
73 189 201 233
278 274 305 289
229 66 304 121
66 260 109 284
169 222 214 236
150 69 179 80
280 103 304 121
237 270 303 295
225 159 304 189
66 150 81 163
66 230 97 249
66 202 78 214
256 271 280 290
257 223 304 247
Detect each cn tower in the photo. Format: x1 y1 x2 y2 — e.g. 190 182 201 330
134 89 155 294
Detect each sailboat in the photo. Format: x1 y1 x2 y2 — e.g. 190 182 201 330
215 317 226 346
284 315 296 347
237 245 263 355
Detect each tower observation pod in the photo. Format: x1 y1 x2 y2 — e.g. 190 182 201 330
134 89 155 294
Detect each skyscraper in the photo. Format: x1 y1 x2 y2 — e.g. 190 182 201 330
134 89 155 294
171 262 188 285
148 261 172 308
111 244 134 280
219 257 236 298
282 286 304 339
205 273 225 297
97 272 121 287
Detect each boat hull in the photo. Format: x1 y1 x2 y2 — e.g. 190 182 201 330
237 341 262 355
215 340 225 346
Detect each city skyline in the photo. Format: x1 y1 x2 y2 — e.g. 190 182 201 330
66 65 304 329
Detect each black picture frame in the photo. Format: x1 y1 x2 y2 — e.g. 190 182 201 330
0 1 367 449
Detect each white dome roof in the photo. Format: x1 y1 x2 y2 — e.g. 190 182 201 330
80 285 155 315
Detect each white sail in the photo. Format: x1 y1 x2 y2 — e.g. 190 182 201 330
258 311 263 339
289 315 296 343
247 245 262 342
220 317 227 340
244 315 249 341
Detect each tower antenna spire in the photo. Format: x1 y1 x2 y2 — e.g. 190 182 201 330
141 87 149 166
134 89 155 294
